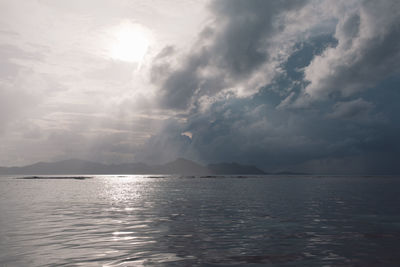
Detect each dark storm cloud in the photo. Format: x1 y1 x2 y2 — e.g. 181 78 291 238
328 98 374 120
143 87 400 173
140 0 400 174
300 0 400 102
154 0 308 110
208 0 305 77
158 52 210 109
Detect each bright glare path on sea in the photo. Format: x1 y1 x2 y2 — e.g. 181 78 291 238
1 175 400 266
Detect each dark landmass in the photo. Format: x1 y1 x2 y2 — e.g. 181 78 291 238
273 171 309 175
208 162 265 175
0 158 267 175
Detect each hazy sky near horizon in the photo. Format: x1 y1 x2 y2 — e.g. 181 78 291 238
1 0 400 173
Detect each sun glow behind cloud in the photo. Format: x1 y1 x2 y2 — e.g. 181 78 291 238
107 21 152 64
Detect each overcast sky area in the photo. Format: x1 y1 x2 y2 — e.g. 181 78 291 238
1 0 400 174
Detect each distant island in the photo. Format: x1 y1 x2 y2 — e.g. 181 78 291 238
0 158 267 175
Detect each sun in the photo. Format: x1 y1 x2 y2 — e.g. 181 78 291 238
108 22 151 63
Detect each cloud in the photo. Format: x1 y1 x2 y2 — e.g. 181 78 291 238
1 0 400 174
0 58 52 134
299 0 400 102
136 0 400 174
155 0 309 110
0 83 37 133
328 98 374 120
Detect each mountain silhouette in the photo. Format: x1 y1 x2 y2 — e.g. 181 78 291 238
208 162 265 175
0 158 265 175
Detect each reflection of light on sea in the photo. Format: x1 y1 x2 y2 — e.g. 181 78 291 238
101 175 148 203
97 175 172 267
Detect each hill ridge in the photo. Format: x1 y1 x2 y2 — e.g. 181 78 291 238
0 158 266 175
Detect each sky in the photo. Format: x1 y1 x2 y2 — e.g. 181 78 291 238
1 0 400 174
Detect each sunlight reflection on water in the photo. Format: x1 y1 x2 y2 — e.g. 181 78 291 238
1 175 400 266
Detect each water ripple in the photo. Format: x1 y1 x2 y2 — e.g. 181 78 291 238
1 175 400 266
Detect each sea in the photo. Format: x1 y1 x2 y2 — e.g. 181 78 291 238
1 175 400 266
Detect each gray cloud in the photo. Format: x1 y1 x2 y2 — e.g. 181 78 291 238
155 0 308 110
0 86 37 134
299 0 400 102
140 89 400 173
0 44 43 80
208 0 304 77
328 98 374 120
0 41 52 134
139 0 400 174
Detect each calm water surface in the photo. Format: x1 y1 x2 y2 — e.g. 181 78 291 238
1 175 400 266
